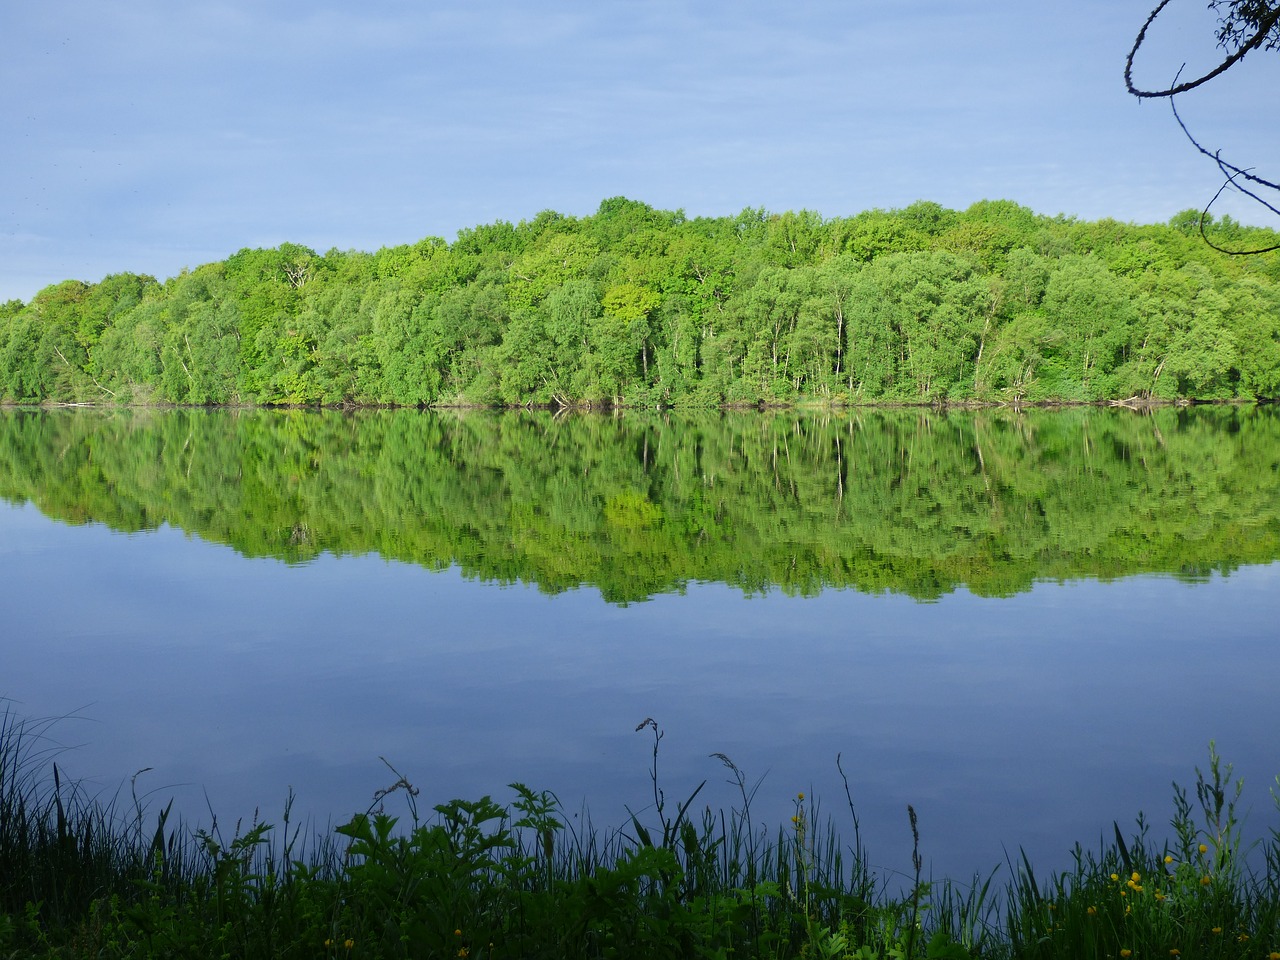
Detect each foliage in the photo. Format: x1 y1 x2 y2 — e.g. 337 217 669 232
1003 743 1280 960
3 708 1279 959
3 200 1278 407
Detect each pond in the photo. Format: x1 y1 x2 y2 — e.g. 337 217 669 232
1 405 1278 885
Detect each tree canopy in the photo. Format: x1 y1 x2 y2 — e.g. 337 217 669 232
2 198 1278 408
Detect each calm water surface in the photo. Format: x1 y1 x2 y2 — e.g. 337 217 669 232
2 407 1278 884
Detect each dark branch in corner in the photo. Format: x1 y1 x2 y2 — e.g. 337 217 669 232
1125 0 1280 98
1169 94 1280 255
1127 3 1280 254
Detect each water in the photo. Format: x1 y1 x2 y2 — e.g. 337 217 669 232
1 406 1278 884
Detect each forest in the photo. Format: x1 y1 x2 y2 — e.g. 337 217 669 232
1 198 1279 407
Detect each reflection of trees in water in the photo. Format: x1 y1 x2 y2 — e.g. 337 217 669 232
1 407 1278 603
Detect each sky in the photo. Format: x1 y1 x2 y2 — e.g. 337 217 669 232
3 0 1278 304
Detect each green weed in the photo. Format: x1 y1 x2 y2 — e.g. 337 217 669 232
1 705 1278 959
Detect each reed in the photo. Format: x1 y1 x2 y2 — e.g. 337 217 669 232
1 708 1278 959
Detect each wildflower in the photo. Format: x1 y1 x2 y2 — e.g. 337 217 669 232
1155 891 1166 901
455 930 462 937
1165 854 1174 863
1199 843 1208 854
1120 950 1132 958
1131 871 1141 882
344 941 354 951
1240 933 1251 942
325 940 333 948
1211 927 1222 935
458 950 469 959
1170 950 1181 957
797 792 805 801
1200 875 1212 886
1087 906 1098 916
1269 952 1280 960
1111 872 1120 881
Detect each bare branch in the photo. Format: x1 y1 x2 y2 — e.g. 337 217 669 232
1197 174 1280 254
1168 87 1280 203
1126 0 1280 98
1126 8 1280 253
1166 90 1280 254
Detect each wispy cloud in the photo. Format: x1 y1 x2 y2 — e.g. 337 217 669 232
2 1 1277 301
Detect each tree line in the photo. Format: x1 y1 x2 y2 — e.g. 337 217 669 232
2 198 1278 407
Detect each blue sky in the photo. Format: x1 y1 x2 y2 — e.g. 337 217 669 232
3 1 1277 304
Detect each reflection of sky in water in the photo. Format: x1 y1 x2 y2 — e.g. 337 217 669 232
3 499 1279 883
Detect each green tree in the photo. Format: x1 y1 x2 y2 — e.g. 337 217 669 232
497 306 556 404
1040 255 1137 399
369 283 433 405
2 282 95 401
1228 278 1280 397
576 283 660 403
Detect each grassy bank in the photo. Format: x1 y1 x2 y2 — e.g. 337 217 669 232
3 710 1279 959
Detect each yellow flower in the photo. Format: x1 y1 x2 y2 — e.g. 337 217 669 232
1240 933 1251 942
1131 871 1141 882
1268 952 1280 960
344 941 354 951
458 950 469 959
797 792 805 800
1155 891 1166 901
1211 927 1222 934
1199 843 1208 854
325 940 333 948
1120 950 1132 958
1201 875 1212 886
1170 950 1181 957
1165 854 1174 863
1087 906 1098 916
454 930 462 937
1111 872 1120 881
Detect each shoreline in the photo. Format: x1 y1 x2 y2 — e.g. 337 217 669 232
4 395 1275 413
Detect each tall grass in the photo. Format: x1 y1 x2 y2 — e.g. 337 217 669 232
0 707 193 930
1 707 1278 959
